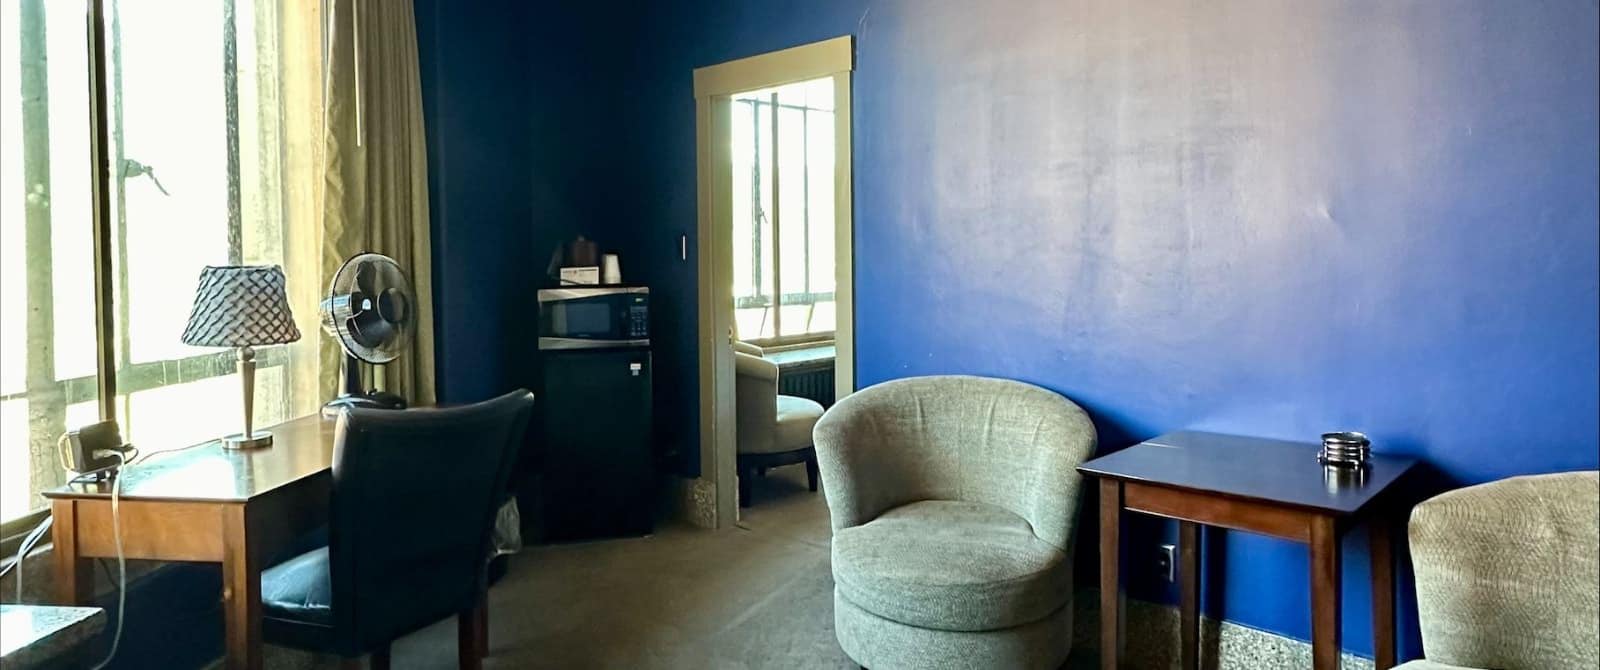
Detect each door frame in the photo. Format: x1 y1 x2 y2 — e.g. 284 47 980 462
693 36 855 528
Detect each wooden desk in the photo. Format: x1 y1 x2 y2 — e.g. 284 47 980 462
1078 431 1417 670
44 415 335 670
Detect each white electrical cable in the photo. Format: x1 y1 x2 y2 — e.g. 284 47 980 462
90 451 127 670
8 516 52 600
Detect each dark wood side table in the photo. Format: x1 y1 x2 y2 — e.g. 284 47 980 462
1078 431 1417 670
44 415 336 670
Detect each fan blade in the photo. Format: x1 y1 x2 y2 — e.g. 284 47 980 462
349 311 396 348
355 260 380 298
377 288 409 325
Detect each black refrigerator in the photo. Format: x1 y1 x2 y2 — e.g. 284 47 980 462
535 345 655 541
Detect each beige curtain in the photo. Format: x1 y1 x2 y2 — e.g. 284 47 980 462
314 0 437 406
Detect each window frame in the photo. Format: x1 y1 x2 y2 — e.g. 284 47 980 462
730 90 837 347
2 0 291 537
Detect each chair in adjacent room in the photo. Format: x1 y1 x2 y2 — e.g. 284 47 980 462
813 375 1097 670
1395 470 1599 670
259 390 536 670
734 340 825 507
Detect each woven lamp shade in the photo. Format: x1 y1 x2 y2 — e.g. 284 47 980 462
181 265 302 347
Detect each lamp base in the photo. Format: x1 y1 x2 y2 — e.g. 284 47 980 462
223 431 274 450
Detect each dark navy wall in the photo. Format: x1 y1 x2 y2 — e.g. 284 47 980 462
621 0 1600 659
416 0 642 403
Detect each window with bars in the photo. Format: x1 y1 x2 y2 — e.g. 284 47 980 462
730 77 837 346
0 0 324 528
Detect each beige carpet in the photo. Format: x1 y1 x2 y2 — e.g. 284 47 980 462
266 466 854 669
258 467 1374 670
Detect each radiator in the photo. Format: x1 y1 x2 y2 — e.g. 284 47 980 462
779 363 835 409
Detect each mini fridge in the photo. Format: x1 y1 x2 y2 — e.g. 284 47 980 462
532 286 655 541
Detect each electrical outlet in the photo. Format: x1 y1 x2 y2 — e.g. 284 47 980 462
1157 543 1177 583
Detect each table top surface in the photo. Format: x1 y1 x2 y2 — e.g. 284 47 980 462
1078 430 1418 515
0 605 105 666
43 414 336 503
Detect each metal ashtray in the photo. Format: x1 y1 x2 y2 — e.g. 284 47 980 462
1318 431 1371 467
1322 461 1369 492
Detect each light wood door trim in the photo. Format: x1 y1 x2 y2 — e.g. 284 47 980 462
694 36 855 528
693 36 852 99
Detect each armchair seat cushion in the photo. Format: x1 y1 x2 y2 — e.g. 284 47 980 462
742 394 823 455
832 500 1070 632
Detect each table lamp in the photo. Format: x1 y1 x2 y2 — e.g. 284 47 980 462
181 265 301 449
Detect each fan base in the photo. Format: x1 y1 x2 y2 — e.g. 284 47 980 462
321 392 407 418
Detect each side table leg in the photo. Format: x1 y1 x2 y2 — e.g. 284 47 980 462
1099 479 1124 670
1310 515 1342 670
1370 515 1395 669
1179 520 1200 670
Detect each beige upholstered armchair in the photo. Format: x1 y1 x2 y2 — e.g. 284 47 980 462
813 375 1097 670
1396 471 1599 670
733 341 825 507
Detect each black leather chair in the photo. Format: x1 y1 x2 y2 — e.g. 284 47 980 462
260 390 535 669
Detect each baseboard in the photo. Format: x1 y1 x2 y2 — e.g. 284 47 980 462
1071 590 1376 670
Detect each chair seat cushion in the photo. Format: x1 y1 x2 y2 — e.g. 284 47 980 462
747 395 823 455
832 500 1070 632
262 547 334 625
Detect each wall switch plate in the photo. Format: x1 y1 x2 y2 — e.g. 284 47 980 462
1157 543 1177 583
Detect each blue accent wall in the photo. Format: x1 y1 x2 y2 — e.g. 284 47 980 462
613 0 1600 659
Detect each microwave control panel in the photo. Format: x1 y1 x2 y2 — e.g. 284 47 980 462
628 302 649 338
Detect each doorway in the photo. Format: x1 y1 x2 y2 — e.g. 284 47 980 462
693 36 854 529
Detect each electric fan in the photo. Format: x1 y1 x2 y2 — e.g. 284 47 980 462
320 252 414 417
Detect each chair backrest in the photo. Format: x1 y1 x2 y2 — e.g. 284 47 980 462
734 352 779 454
812 375 1097 550
1409 470 1599 669
327 390 535 651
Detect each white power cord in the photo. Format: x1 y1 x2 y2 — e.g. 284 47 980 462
6 516 52 600
89 450 127 670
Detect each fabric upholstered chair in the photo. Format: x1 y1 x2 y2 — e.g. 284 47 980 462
1394 471 1599 670
813 375 1097 670
734 340 825 507
260 390 535 669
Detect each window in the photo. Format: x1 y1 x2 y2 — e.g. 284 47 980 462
1 0 325 527
730 77 836 345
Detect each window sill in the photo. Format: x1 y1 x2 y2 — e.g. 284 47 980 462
762 342 835 370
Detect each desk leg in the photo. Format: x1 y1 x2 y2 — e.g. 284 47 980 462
222 504 263 670
1310 515 1341 670
1370 515 1395 669
1099 479 1124 670
1179 520 1200 670
50 500 94 605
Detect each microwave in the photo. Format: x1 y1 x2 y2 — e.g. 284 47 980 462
537 286 649 350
